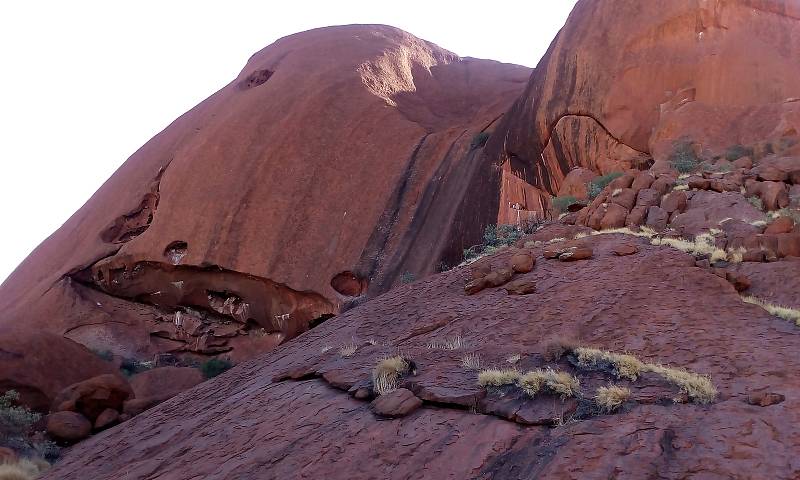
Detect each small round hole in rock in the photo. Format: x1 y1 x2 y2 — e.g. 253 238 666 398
330 271 368 297
164 241 188 264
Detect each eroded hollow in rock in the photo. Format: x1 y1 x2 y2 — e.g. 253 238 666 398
83 259 335 346
164 241 188 264
239 69 274 90
330 271 368 297
100 192 159 244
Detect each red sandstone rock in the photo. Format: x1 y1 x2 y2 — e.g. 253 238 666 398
470 263 492 280
746 392 785 407
645 206 669 231
687 176 710 190
660 191 688 214
0 329 119 412
610 188 637 210
625 206 648 227
483 268 514 288
504 279 537 295
46 411 92 443
129 366 204 408
370 389 422 417
631 172 655 192
0 25 530 366
765 217 795 235
612 244 639 256
601 204 629 229
636 189 661 209
558 247 593 262
52 374 133 422
464 278 487 295
510 253 535 274
733 157 754 170
558 168 597 200
93 408 120 431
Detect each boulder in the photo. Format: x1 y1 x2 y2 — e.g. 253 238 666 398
645 206 669 231
612 244 639 256
630 172 655 192
600 204 628 229
504 279 537 295
610 188 637 210
660 191 688 214
559 247 593 262
470 263 491 280
129 367 204 408
46 411 92 443
764 217 795 235
687 176 710 190
733 157 753 169
746 392 785 407
94 408 120 431
650 177 673 195
557 168 597 200
0 329 119 412
635 189 661 209
483 268 514 288
625 206 648 227
754 166 788 182
464 278 487 296
52 374 133 422
370 388 422 418
509 254 535 274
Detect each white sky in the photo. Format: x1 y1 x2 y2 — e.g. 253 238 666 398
0 1 576 284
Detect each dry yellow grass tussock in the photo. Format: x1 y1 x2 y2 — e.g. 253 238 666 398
477 368 520 387
519 368 580 398
646 364 717 404
595 385 632 412
742 295 800 326
460 353 482 370
373 356 410 395
574 347 644 381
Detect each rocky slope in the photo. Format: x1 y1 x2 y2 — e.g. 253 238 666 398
487 0 800 215
4 0 800 478
0 25 530 363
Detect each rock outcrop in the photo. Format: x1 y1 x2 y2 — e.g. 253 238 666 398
0 25 530 364
487 0 800 217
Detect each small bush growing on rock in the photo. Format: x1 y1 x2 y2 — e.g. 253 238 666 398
462 224 524 263
724 144 753 162
373 356 411 395
91 349 114 362
587 172 623 200
200 358 233 379
595 385 631 413
477 369 520 387
0 391 40 440
401 271 415 284
519 368 581 398
552 195 579 213
669 140 700 173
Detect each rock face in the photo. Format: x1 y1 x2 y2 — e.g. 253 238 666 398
0 25 530 364
0 329 120 411
43 231 800 479
488 0 800 216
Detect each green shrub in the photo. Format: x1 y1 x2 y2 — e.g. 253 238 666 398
463 224 523 263
200 358 233 379
669 140 700 173
401 271 415 284
0 391 40 439
724 144 753 162
587 172 623 199
471 132 490 149
552 195 579 213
